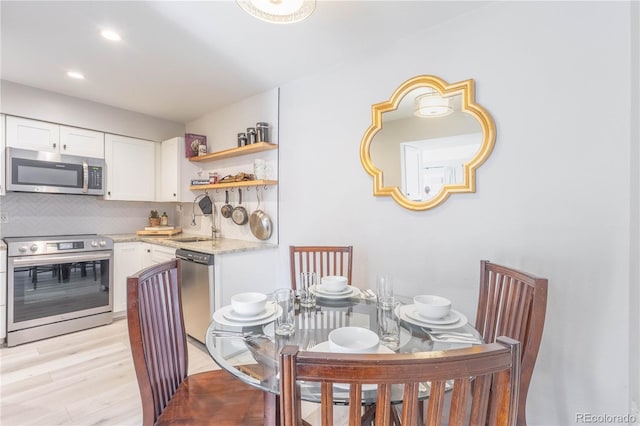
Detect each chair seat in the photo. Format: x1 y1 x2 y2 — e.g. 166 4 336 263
157 370 264 425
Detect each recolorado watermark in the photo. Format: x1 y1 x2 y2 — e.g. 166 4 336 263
576 413 639 424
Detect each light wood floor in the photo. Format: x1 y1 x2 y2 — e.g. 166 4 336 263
0 318 215 426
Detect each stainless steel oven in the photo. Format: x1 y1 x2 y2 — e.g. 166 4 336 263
4 235 113 346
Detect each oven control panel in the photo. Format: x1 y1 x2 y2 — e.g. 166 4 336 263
4 235 114 257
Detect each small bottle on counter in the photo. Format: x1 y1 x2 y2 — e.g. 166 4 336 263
161 212 169 226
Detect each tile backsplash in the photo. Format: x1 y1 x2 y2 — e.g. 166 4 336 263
0 192 176 237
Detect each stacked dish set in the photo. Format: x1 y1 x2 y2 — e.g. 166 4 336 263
311 275 361 299
396 295 469 330
212 292 281 327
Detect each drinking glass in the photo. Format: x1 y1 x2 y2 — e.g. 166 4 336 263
274 288 295 336
377 296 401 350
376 274 394 298
299 271 317 308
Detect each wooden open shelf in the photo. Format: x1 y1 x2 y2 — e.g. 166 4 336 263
189 179 278 191
189 142 277 162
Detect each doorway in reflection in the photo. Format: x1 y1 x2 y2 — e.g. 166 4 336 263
400 133 481 201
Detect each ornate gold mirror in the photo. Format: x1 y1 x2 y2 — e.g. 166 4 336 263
360 75 496 211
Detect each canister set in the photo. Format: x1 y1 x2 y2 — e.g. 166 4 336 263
238 122 269 147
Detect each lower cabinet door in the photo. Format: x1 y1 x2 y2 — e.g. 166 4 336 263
113 243 143 314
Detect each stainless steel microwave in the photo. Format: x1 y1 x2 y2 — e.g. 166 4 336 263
6 147 105 195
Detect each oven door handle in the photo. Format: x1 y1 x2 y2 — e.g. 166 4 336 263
10 252 111 267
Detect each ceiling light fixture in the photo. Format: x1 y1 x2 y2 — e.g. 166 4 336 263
236 0 316 24
66 71 85 80
101 29 121 41
414 91 453 118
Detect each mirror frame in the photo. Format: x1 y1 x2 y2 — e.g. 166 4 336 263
360 75 496 211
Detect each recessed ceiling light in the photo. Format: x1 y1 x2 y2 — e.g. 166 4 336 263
101 29 121 41
67 71 85 80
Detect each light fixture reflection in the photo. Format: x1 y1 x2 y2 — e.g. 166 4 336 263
236 0 316 24
414 92 453 118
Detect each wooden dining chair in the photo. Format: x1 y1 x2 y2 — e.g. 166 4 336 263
289 245 353 291
127 259 265 426
279 336 520 426
475 260 548 426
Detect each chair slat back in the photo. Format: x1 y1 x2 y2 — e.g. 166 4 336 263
127 259 188 426
289 245 353 291
476 260 548 425
279 337 521 426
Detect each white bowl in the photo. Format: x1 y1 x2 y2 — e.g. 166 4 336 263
320 275 348 292
413 295 452 320
231 292 267 316
328 327 379 353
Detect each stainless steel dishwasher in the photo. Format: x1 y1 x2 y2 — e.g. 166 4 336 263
175 248 214 344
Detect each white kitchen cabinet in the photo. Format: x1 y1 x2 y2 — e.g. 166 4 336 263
140 243 153 268
1 114 5 196
6 116 59 153
140 243 175 266
59 125 104 158
113 242 143 314
157 136 181 202
104 134 157 201
6 116 104 159
1 249 7 340
150 244 177 264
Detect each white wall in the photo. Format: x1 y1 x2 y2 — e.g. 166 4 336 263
182 89 279 244
1 80 184 141
272 2 635 425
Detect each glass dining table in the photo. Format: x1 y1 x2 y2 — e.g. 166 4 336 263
205 291 482 425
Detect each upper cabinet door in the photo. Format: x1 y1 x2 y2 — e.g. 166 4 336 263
59 126 104 159
158 137 181 202
6 116 60 152
104 134 156 201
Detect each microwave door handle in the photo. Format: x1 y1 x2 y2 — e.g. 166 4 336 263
82 160 88 193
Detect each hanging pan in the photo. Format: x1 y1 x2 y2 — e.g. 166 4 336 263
250 188 273 240
232 188 249 225
221 190 233 218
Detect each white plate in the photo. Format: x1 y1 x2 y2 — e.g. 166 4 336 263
405 306 460 325
223 305 275 322
397 305 468 330
315 284 351 295
213 304 280 327
308 341 393 391
311 285 360 299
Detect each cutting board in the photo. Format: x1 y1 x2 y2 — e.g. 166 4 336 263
136 227 183 236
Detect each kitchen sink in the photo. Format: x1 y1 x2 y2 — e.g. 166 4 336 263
169 236 213 243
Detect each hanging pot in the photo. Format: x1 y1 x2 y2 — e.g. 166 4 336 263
221 190 233 218
250 188 273 240
232 189 249 225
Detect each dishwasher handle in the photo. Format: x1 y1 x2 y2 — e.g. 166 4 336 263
175 248 214 266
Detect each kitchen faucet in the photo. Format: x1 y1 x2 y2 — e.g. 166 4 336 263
192 192 220 241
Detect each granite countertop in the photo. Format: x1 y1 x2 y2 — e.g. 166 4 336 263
103 233 277 255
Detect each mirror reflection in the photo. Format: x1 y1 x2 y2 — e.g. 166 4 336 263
360 75 495 211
